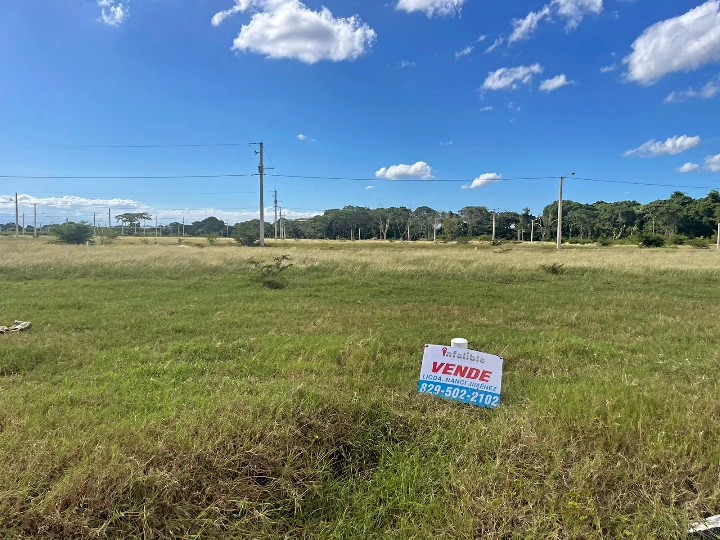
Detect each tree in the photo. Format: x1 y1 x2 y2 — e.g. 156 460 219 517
52 223 94 244
191 216 225 236
116 212 152 235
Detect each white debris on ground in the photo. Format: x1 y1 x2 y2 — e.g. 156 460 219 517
0 321 32 334
688 514 720 538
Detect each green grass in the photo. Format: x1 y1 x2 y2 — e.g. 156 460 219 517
1 239 720 538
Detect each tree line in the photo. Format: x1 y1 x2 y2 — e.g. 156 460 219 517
4 191 720 244
253 191 720 243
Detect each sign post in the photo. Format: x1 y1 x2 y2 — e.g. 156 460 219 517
418 343 504 409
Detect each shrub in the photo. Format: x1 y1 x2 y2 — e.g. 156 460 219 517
668 234 688 246
248 255 293 289
638 234 665 248
597 238 613 247
540 262 565 275
235 231 259 247
52 223 94 245
687 238 710 249
96 227 118 245
207 234 218 246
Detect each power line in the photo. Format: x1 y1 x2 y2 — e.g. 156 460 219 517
0 174 253 180
3 170 719 190
575 177 720 190
265 174 559 182
21 191 257 195
0 143 248 149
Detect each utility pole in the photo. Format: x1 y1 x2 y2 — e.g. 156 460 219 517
14 193 19 237
254 142 266 247
155 215 159 242
182 217 185 237
93 212 97 236
531 219 535 243
108 208 111 229
22 212 25 235
34 204 38 238
492 212 496 242
556 172 575 251
274 190 278 241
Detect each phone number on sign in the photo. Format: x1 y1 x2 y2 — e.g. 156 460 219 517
418 382 500 408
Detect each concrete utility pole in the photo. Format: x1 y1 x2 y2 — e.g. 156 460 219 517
256 142 266 247
155 215 159 242
14 193 19 237
531 219 535 243
182 217 185 237
274 190 278 241
108 208 111 229
22 212 25 235
492 212 496 242
34 204 38 237
556 172 575 251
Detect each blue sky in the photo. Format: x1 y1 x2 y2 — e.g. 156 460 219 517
1 0 720 225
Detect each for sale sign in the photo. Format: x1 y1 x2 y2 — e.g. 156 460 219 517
418 344 503 409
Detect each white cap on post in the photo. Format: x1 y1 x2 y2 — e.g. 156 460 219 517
451 338 468 349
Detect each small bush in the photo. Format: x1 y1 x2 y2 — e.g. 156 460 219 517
96 227 118 245
668 234 688 246
540 262 565 275
207 234 218 246
597 238 613 247
52 223 94 245
235 231 259 247
249 255 293 289
688 238 710 249
638 234 665 248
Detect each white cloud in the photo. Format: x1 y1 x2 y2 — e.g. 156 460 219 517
212 0 376 64
396 0 466 17
297 133 316 142
98 0 128 26
397 60 416 68
664 76 720 103
365 185 375 190
623 135 701 158
480 105 494 111
509 6 551 44
600 64 617 73
553 0 603 30
477 34 488 42
485 36 505 53
625 0 720 85
461 173 502 189
539 74 574 91
508 0 602 44
455 46 474 58
0 195 321 226
677 162 700 173
156 207 320 224
439 141 454 146
707 154 720 172
375 161 435 180
482 64 543 91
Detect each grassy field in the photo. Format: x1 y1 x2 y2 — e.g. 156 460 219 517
1 237 719 539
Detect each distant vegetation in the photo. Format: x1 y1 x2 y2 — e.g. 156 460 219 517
4 191 720 245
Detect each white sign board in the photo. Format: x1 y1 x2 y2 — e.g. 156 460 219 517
418 344 503 409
